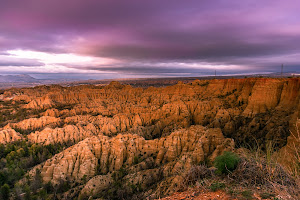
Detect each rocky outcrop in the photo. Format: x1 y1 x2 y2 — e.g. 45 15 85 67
37 125 234 184
79 126 234 197
24 95 54 109
5 116 61 131
64 114 144 135
243 79 284 116
43 108 60 117
0 129 23 144
27 124 98 145
278 78 300 108
80 174 113 196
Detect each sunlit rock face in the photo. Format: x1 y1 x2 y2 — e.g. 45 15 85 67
0 129 23 144
27 124 98 145
37 125 233 184
5 116 62 131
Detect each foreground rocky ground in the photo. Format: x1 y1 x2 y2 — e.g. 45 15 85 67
0 78 299 199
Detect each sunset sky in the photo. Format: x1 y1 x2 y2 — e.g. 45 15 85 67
0 0 299 79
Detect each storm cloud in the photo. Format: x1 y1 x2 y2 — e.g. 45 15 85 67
0 0 299 77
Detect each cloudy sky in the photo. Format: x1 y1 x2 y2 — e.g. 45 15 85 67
0 0 299 79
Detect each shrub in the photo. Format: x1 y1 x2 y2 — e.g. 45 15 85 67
259 192 275 199
214 151 240 174
0 184 10 200
241 190 254 200
55 179 71 193
209 182 225 192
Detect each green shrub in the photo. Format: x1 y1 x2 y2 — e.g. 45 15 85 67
209 182 225 192
259 192 275 199
0 184 10 199
241 190 254 200
214 151 240 174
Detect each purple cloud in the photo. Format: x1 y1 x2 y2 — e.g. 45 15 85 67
0 0 299 76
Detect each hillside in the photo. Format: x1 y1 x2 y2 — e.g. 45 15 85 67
0 74 39 83
0 78 299 199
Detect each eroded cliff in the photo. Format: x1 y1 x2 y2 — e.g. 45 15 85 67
0 77 299 199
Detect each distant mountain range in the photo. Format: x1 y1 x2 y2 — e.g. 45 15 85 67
0 74 40 83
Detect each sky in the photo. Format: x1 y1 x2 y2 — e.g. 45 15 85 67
0 0 300 80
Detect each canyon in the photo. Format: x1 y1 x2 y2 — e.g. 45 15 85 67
0 77 299 199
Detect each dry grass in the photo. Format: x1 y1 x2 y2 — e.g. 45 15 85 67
286 120 300 178
178 165 214 191
176 121 300 199
232 120 300 199
229 155 299 199
230 156 294 186
269 119 300 199
285 119 300 198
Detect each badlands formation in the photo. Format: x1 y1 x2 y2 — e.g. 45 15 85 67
0 78 299 199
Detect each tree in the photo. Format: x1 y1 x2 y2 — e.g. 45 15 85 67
0 172 6 186
31 169 42 192
0 184 10 200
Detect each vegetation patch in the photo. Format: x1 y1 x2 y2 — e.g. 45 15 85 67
241 190 254 200
94 167 143 200
0 100 47 127
209 182 226 192
214 151 240 174
0 141 66 199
